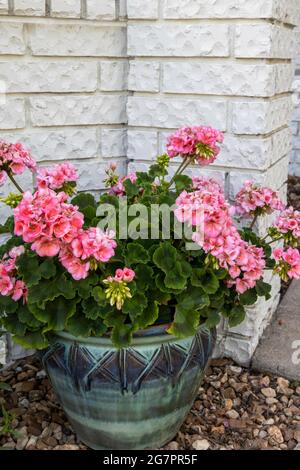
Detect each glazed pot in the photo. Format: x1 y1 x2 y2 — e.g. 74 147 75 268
42 325 216 450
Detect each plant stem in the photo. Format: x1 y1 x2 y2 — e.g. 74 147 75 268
168 157 189 188
8 172 24 194
249 215 258 230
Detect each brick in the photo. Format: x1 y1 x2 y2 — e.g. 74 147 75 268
163 0 300 25
0 128 99 162
30 95 127 127
163 63 282 97
0 0 8 14
235 24 297 59
0 337 6 364
127 97 227 129
127 130 158 160
100 61 128 91
51 0 81 18
128 61 160 93
14 0 45 16
216 128 291 170
127 0 159 19
231 97 293 135
86 0 116 20
128 24 230 57
0 23 25 55
76 159 126 191
0 61 97 93
101 129 127 157
0 98 25 129
29 24 126 57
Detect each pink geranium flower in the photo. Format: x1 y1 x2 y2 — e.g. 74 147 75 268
37 162 78 191
167 126 224 166
0 141 36 186
235 181 284 218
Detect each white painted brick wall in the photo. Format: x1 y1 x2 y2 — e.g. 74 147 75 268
0 0 298 366
291 29 300 176
0 1 8 15
86 0 116 20
14 0 45 16
51 0 81 19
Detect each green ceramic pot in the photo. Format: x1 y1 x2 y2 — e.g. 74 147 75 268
42 325 216 450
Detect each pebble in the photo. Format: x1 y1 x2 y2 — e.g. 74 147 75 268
229 366 242 375
268 426 284 444
192 439 210 451
261 388 276 398
225 410 240 420
1 355 299 452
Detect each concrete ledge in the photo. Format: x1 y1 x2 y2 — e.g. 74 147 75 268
252 280 300 381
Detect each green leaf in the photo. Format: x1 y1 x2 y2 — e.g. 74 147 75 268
256 280 272 299
13 332 48 350
92 286 106 306
40 258 56 279
28 274 75 309
125 242 149 265
0 296 18 315
66 315 93 338
215 269 228 280
75 273 98 299
191 268 219 294
42 297 78 332
149 164 167 179
81 205 97 223
2 315 27 336
173 175 192 192
134 264 154 291
82 297 101 320
18 305 43 329
123 179 140 198
16 252 41 287
155 273 183 294
153 243 188 290
168 308 200 338
205 310 221 328
0 216 14 235
228 305 246 327
239 288 258 306
111 319 132 348
71 193 96 210
136 301 159 330
176 286 210 313
123 292 148 320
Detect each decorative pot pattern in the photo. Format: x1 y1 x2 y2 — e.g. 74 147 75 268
42 326 216 450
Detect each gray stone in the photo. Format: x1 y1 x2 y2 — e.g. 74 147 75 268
252 280 300 381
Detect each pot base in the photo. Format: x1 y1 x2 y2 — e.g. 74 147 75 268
42 327 216 450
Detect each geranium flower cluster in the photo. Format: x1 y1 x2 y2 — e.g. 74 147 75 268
167 126 224 166
60 228 117 281
37 162 78 193
110 172 137 197
274 207 300 244
14 188 116 280
273 247 300 281
103 268 135 310
175 178 266 294
235 180 284 218
0 246 27 302
0 141 36 185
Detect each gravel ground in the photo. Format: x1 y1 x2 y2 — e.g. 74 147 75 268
1 355 299 451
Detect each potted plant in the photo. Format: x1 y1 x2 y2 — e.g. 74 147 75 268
0 128 299 450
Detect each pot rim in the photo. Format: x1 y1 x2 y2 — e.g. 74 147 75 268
53 324 212 348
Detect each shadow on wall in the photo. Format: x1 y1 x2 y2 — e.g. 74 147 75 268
291 28 300 177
